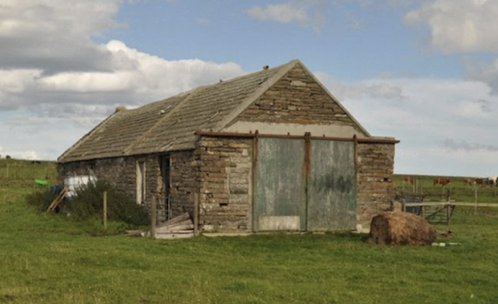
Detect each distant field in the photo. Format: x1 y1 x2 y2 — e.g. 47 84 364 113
393 174 498 204
1 161 497 303
0 159 57 204
0 158 57 184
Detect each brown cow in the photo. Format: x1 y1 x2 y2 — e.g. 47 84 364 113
402 176 414 185
473 177 495 187
433 177 451 187
474 178 485 186
463 178 474 186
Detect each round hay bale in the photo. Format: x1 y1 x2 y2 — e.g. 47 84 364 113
366 211 437 245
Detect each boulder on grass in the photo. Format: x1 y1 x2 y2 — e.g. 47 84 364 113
366 211 437 245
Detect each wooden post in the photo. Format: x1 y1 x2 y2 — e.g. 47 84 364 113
194 193 199 236
474 187 478 215
103 191 107 230
151 196 157 238
446 204 451 229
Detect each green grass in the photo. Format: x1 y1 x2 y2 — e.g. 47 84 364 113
1 162 498 303
1 200 498 304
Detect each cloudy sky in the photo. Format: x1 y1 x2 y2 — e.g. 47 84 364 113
1 0 498 177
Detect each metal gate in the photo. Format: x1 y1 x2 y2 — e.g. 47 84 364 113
253 137 356 232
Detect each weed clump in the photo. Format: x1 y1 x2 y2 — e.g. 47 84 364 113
26 180 149 226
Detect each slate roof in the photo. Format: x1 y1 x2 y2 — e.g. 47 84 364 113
58 59 369 163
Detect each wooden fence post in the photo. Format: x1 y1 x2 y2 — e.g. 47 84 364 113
151 196 157 238
474 187 478 215
446 204 452 229
194 193 199 236
103 191 107 230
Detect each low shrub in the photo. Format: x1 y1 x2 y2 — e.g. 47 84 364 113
69 180 149 226
25 187 54 211
26 180 149 226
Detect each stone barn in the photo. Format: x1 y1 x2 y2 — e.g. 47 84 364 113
58 59 398 233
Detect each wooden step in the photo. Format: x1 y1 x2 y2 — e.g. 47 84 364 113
155 230 195 239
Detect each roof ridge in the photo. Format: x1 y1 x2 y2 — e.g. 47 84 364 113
215 60 297 85
210 59 301 132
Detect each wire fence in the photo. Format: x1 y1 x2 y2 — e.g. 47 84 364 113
395 184 498 219
0 162 57 187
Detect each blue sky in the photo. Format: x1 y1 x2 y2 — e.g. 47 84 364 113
111 1 446 78
1 0 498 177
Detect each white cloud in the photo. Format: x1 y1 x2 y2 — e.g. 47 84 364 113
405 0 498 53
443 139 498 152
464 58 498 94
247 4 308 23
247 0 328 31
315 72 406 101
12 150 40 161
0 0 246 160
317 74 498 176
0 0 122 72
0 38 245 158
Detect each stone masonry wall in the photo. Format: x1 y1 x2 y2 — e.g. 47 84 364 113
58 155 166 222
168 150 198 219
233 63 365 134
196 137 253 231
356 142 396 231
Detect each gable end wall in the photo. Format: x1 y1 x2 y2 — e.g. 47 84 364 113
231 64 365 134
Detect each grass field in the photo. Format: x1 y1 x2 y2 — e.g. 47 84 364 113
393 174 498 204
1 160 498 303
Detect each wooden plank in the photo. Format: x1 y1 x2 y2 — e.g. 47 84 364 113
156 230 193 234
401 202 498 208
162 212 190 226
155 232 194 239
453 202 498 207
159 219 193 229
47 187 68 213
156 223 194 232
